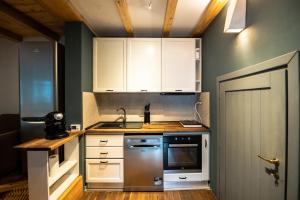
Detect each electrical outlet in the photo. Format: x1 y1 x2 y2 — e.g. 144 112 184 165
70 124 81 131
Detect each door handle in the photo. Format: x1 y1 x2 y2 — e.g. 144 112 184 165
257 155 280 185
257 155 280 166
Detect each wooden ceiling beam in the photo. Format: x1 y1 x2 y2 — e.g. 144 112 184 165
162 0 178 37
0 1 60 41
192 0 228 36
0 27 22 42
115 0 134 37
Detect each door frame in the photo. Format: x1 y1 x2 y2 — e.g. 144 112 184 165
216 51 299 200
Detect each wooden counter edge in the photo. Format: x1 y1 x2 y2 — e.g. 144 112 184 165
14 131 85 151
84 121 209 134
85 127 210 134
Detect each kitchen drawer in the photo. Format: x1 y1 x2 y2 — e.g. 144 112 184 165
86 159 124 183
86 135 124 147
164 173 202 182
86 147 123 159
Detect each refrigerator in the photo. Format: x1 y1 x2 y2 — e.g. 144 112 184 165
19 41 65 142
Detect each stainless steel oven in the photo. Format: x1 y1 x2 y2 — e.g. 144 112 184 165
163 134 202 172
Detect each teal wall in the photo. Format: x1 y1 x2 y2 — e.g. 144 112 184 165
202 0 300 192
65 22 94 177
65 22 93 125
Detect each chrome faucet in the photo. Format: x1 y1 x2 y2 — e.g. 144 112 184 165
116 107 127 125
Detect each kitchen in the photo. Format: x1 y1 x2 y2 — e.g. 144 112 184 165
0 0 299 200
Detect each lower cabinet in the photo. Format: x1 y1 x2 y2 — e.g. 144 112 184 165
163 172 209 190
85 134 124 189
164 173 202 182
86 159 124 183
86 147 123 159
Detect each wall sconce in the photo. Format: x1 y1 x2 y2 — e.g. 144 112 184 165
146 0 152 10
224 0 246 33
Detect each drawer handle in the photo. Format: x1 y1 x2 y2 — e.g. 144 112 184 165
175 89 182 92
100 140 108 143
179 176 187 180
140 89 148 92
100 152 109 155
100 161 108 164
106 89 114 92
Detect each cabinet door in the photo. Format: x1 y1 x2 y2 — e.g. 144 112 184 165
162 38 195 92
201 134 209 181
127 38 161 92
86 147 123 159
86 159 124 183
93 38 126 92
86 135 124 147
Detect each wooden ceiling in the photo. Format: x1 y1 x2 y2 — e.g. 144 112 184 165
0 0 85 41
0 0 228 42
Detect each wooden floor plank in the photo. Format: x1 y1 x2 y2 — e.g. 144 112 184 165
81 190 217 200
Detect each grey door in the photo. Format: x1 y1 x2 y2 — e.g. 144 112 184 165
219 69 286 200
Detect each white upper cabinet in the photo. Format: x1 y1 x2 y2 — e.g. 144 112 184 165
162 38 196 92
93 38 126 92
126 38 162 92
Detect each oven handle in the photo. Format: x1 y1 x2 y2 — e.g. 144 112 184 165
169 144 199 147
128 144 160 148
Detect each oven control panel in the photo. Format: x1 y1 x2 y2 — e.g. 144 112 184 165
163 135 202 144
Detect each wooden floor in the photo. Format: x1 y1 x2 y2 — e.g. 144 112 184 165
81 190 217 200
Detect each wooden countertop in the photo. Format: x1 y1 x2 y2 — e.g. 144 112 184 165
85 121 209 134
15 131 84 151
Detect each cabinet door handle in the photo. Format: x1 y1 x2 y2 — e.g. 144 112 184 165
106 89 114 92
175 89 182 92
179 176 187 180
100 161 108 164
100 152 109 155
205 139 208 148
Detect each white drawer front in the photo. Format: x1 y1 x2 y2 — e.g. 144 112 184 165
164 173 202 182
86 159 124 183
86 147 123 158
86 135 124 147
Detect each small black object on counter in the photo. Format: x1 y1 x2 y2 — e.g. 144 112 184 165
144 103 151 124
22 111 69 140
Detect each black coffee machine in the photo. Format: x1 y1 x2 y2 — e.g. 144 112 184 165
22 111 69 140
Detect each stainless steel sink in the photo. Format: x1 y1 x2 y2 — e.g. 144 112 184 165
94 122 143 129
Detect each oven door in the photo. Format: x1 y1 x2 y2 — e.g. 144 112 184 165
164 142 202 171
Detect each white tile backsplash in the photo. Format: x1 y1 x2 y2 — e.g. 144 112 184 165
95 93 198 122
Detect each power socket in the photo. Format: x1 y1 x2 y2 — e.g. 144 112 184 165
70 124 81 132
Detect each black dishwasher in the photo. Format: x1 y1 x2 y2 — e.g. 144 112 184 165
124 134 163 191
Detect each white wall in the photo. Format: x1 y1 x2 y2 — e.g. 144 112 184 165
0 38 20 114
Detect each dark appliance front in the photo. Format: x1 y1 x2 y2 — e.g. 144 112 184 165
163 135 202 171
